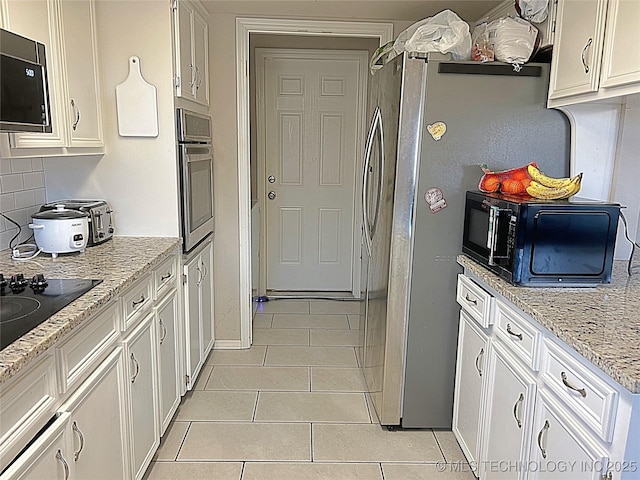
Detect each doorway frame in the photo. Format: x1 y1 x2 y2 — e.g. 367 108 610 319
236 17 394 348
255 47 370 297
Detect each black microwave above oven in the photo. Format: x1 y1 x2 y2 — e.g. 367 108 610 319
0 28 52 133
462 191 620 286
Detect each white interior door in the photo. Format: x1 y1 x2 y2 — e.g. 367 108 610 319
257 49 367 292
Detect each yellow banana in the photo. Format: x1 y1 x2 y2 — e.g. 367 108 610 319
527 164 573 188
526 173 583 200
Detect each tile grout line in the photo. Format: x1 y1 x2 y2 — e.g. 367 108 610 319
251 390 260 423
172 421 193 461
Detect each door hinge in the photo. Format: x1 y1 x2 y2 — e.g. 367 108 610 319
182 273 187 285
175 74 181 89
171 0 178 12
185 374 190 387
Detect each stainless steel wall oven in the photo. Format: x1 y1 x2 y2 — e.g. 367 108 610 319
177 108 214 253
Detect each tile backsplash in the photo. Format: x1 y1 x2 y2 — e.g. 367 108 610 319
0 157 47 250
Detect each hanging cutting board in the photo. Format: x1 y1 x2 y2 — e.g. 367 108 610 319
115 56 158 137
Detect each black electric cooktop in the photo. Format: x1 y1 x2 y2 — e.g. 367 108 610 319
0 274 102 350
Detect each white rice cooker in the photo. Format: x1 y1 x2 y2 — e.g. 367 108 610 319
29 205 89 258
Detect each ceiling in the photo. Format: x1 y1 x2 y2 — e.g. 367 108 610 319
200 0 505 23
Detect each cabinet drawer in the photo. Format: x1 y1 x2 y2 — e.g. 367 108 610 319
55 301 119 394
0 355 57 472
154 254 178 300
456 274 493 328
121 276 153 331
494 299 541 371
541 338 618 442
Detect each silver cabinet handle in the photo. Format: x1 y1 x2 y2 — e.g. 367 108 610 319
581 37 593 74
537 420 550 459
159 318 167 345
464 293 477 306
130 352 140 383
561 371 587 398
72 421 85 461
513 393 524 428
196 265 203 286
56 449 70 480
475 347 485 377
71 99 80 131
506 323 523 341
161 272 172 282
132 294 146 308
189 63 196 88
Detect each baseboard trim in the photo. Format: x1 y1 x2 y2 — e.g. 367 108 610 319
214 339 244 350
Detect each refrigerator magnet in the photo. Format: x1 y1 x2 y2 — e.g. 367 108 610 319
425 188 447 213
427 122 446 141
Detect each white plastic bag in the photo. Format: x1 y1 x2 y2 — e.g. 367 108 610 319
517 0 549 23
487 17 539 69
392 10 472 61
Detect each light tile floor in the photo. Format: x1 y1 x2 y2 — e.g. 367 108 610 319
144 299 475 480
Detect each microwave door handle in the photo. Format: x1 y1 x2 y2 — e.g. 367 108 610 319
488 206 499 266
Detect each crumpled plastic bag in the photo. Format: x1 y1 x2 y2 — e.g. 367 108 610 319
516 0 549 23
486 16 539 69
392 9 472 61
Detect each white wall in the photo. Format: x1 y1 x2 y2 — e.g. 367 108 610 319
43 0 180 238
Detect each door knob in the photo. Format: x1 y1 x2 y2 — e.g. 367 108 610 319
267 175 276 183
268 191 276 200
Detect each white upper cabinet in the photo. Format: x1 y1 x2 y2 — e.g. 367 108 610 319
173 0 209 106
1 0 104 157
548 0 640 107
599 0 640 89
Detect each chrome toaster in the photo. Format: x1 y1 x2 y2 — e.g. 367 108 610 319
39 199 114 246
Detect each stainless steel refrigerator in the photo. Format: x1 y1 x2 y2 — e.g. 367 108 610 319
358 52 570 428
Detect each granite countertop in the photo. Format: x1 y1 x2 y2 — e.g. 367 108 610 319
458 254 640 394
0 237 181 385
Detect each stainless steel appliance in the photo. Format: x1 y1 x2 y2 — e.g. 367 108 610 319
177 108 214 253
0 275 101 350
463 191 620 286
359 52 570 428
0 28 52 133
39 200 114 246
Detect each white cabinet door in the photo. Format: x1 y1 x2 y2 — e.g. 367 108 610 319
484 345 536 480
528 392 610 480
123 313 159 480
600 0 640 89
59 348 128 480
58 0 103 148
0 413 74 480
200 241 214 356
452 311 489 470
173 0 209 106
548 0 608 100
156 289 181 435
192 10 209 105
184 252 202 386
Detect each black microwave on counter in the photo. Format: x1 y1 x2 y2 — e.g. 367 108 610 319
0 28 52 133
462 191 621 286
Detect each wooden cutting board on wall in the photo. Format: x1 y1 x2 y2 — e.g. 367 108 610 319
115 56 158 137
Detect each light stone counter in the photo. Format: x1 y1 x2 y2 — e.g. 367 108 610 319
458 254 640 394
0 237 181 385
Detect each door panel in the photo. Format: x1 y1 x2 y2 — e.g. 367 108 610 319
259 50 366 291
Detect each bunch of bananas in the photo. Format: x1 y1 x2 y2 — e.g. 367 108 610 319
526 165 583 200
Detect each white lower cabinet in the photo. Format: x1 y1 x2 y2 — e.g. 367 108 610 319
528 392 610 480
453 311 489 472
58 348 128 480
184 239 214 390
0 413 75 480
455 273 639 480
483 344 536 480
123 313 159 480
156 289 181 435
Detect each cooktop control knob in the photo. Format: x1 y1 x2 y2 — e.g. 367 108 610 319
9 274 28 293
30 273 48 291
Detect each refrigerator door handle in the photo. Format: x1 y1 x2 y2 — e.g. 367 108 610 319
362 106 381 256
370 108 384 240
